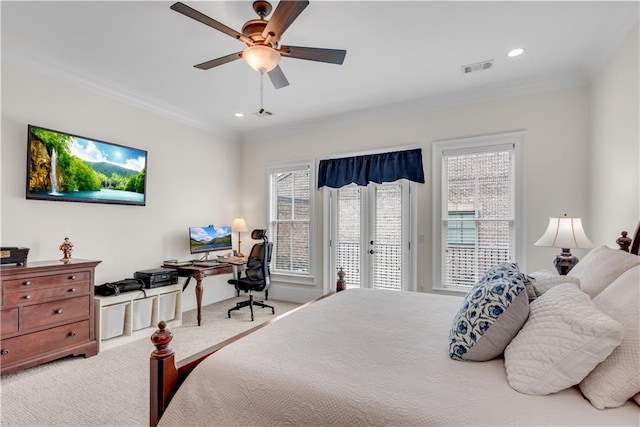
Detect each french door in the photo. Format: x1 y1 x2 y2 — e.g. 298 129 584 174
327 182 413 291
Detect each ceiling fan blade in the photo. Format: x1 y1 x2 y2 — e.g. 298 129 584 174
261 0 309 45
279 46 346 64
170 2 252 44
194 52 243 70
267 65 290 89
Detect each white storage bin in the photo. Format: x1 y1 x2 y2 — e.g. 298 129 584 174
159 292 178 322
101 303 127 340
132 297 154 331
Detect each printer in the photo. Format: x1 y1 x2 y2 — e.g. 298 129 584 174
134 268 178 289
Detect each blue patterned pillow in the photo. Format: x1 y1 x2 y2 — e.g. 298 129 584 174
449 264 530 361
477 262 536 301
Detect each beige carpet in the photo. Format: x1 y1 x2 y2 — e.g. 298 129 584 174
0 296 300 426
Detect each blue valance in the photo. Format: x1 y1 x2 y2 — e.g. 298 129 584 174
317 148 425 189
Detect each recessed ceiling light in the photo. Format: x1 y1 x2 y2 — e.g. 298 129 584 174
234 112 244 118
507 48 525 58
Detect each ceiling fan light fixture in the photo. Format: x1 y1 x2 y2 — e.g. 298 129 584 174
508 48 525 57
242 45 281 73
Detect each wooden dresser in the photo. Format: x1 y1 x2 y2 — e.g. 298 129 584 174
0 259 101 375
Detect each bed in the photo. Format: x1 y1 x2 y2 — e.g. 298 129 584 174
150 224 640 426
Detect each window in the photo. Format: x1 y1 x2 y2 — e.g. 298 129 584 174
268 162 313 276
432 132 525 290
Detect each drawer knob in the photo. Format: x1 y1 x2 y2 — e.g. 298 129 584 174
23 295 31 300
68 331 76 337
69 288 77 293
55 308 64 314
1 349 9 355
23 281 32 286
69 275 76 280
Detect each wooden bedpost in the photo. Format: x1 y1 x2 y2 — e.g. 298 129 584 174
150 321 178 427
617 231 632 252
631 221 640 255
336 267 346 292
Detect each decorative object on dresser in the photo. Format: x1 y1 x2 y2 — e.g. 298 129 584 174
59 237 74 262
0 259 101 375
0 247 29 265
534 214 594 274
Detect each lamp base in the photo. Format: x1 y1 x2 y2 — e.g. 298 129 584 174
553 248 579 275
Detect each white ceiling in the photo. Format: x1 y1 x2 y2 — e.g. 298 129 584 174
2 1 638 142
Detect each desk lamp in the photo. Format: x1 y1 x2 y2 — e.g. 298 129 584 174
534 214 594 275
232 217 248 257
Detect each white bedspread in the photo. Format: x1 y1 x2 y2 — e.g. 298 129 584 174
159 288 640 426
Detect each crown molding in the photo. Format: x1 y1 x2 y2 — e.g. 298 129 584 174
2 40 240 142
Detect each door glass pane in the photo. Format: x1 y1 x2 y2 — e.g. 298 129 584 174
372 184 402 291
336 187 361 289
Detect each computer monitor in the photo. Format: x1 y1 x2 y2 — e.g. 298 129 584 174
189 225 232 255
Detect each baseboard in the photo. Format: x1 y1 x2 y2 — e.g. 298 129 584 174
265 283 323 304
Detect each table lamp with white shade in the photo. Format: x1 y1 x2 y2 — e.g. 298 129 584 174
232 217 248 257
534 214 594 275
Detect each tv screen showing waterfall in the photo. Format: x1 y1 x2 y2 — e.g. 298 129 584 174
26 125 147 206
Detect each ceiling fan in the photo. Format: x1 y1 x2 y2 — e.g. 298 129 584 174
170 1 347 89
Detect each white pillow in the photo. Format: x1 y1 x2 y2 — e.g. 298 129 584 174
568 245 640 298
580 265 640 409
529 270 581 296
504 283 623 395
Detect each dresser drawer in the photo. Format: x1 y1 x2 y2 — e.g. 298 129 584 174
2 282 91 307
3 271 91 293
1 308 19 336
0 320 90 366
22 295 90 330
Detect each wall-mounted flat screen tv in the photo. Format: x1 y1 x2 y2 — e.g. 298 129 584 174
26 125 147 206
189 226 232 254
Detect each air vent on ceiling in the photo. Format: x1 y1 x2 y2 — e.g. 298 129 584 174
462 60 494 75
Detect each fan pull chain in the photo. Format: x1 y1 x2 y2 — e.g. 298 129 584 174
260 71 264 110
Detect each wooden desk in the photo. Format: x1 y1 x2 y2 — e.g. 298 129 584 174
162 261 244 326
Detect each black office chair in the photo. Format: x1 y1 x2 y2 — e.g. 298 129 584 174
227 229 275 321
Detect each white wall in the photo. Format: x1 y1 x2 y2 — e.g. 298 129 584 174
589 24 640 244
4 24 635 308
238 86 592 301
1 63 240 311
